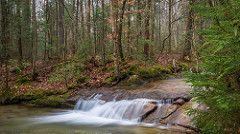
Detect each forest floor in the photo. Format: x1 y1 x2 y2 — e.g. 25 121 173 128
0 54 193 106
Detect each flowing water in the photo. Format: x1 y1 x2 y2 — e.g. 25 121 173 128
0 79 192 134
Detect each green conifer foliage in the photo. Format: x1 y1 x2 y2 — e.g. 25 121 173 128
186 0 240 133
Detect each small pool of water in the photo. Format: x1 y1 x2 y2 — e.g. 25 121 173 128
0 105 188 134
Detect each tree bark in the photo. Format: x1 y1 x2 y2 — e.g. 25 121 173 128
22 0 32 59
183 0 194 58
110 0 120 80
136 0 142 48
59 0 65 55
168 0 172 54
144 0 151 58
87 0 91 38
117 0 127 61
80 0 85 40
72 0 76 54
17 0 23 66
32 0 38 80
102 0 106 66
1 0 10 88
75 0 80 53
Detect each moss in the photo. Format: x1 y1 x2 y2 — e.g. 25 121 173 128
125 64 138 76
137 68 155 78
10 89 68 102
67 85 80 90
29 93 70 107
118 76 141 86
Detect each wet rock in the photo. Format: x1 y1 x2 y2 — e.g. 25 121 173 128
161 100 208 128
173 99 185 105
123 102 157 120
129 90 191 101
143 104 179 123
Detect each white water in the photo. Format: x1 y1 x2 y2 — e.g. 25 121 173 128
34 94 173 126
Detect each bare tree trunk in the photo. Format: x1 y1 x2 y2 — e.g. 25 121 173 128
102 0 106 66
117 0 127 61
59 0 64 55
22 0 32 59
127 3 131 54
92 0 97 57
17 0 23 66
72 0 76 54
136 0 142 48
32 0 38 80
64 25 68 88
158 1 162 51
1 0 10 88
110 0 120 80
87 0 91 39
183 0 194 57
144 0 151 58
75 0 80 53
168 0 172 54
80 0 85 40
150 0 156 56
56 1 59 57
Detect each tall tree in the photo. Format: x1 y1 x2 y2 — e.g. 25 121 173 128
87 0 91 38
22 0 31 59
32 0 38 80
144 0 151 58
117 0 127 61
183 0 194 57
75 0 80 54
17 0 23 66
1 0 10 88
80 0 85 40
168 0 172 53
101 0 106 66
110 0 120 81
59 0 64 55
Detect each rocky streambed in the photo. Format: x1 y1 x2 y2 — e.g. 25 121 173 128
64 79 206 132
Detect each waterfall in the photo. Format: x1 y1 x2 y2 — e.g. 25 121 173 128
34 94 174 126
73 94 174 122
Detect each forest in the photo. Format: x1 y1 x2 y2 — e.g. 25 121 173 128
0 0 240 133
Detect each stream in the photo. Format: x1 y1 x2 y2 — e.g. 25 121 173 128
0 79 194 134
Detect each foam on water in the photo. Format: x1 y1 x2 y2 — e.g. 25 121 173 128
33 94 174 127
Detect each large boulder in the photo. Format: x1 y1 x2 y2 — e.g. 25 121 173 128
143 104 179 123
161 99 208 128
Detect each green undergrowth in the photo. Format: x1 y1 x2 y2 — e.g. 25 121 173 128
118 62 190 86
9 88 69 106
29 93 70 107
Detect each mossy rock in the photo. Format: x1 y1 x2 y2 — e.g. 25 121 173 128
10 89 68 103
118 75 142 86
29 93 70 107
